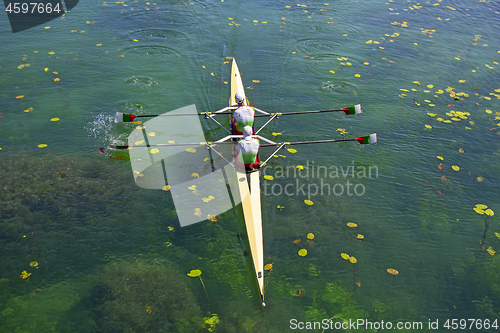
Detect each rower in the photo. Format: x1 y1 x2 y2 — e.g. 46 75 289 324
232 93 256 135
237 125 260 171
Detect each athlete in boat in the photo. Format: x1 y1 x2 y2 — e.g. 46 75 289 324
237 125 260 171
233 92 255 135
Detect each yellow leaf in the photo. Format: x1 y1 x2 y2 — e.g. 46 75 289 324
427 113 437 117
355 74 361 78
425 125 432 129
20 271 31 279
187 269 202 277
452 165 460 171
148 132 156 137
150 148 159 154
135 140 144 145
427 84 434 89
474 207 485 215
265 263 273 270
186 148 196 153
252 80 260 83
485 209 494 216
436 156 444 160
162 185 170 191
330 70 335 74
38 144 47 148
487 246 496 256
307 233 314 240
54 78 60 82
287 148 297 153
347 222 357 227
298 249 308 257
264 175 274 180
304 199 313 206
357 234 364 239
50 118 59 121
211 72 215 76
296 165 304 170
168 226 175 231
349 256 357 263
194 208 201 216
30 261 38 267
16 95 24 99
341 253 350 260
387 268 399 275
188 185 197 190
459 148 464 153
477 176 484 182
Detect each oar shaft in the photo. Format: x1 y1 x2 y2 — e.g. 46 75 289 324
254 105 362 117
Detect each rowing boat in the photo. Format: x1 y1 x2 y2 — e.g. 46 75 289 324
229 59 265 306
112 59 377 307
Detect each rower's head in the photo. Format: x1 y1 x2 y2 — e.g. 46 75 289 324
235 92 245 105
242 126 253 141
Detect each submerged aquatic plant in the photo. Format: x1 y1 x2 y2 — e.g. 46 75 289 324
95 259 203 332
188 269 209 302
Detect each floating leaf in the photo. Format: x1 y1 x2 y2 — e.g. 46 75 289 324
477 176 484 182
349 256 357 263
307 233 314 240
341 253 350 260
425 125 432 129
474 208 485 215
187 269 202 277
38 144 47 148
475 204 488 210
387 268 399 275
459 148 464 153
30 261 38 267
162 185 170 191
452 165 460 171
148 132 156 137
194 208 202 216
438 163 444 170
192 173 200 178
293 239 301 245
436 156 444 160
188 185 197 191
355 74 361 78
487 247 496 256
208 215 219 222
168 226 175 232
287 148 297 153
357 234 364 239
20 271 31 279
296 165 304 170
150 148 159 154
50 118 59 121
485 209 494 216
264 263 273 270
304 199 313 206
264 175 274 180
441 176 447 181
347 222 357 228
186 148 196 153
298 249 308 257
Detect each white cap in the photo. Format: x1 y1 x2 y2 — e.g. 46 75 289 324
235 92 245 104
242 126 253 140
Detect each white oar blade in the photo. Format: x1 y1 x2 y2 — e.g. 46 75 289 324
115 112 123 123
370 133 377 144
355 104 362 114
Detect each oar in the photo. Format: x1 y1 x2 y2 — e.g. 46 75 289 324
260 133 377 147
114 108 235 122
255 104 363 117
260 134 377 166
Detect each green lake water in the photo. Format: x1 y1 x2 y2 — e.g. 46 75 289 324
1 0 500 332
